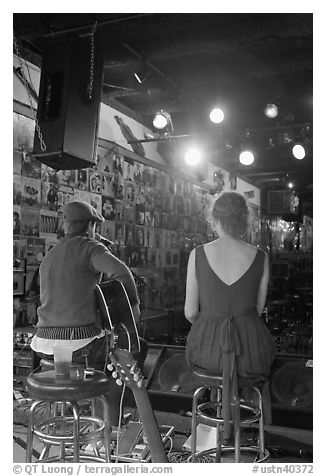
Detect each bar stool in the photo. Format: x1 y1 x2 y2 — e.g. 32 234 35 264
188 366 270 463
26 368 111 463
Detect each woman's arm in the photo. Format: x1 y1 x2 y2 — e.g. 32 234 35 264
184 249 199 323
257 251 270 316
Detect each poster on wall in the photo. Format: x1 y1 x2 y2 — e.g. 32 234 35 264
96 147 115 173
89 170 102 193
114 222 125 245
20 207 40 236
13 236 27 261
101 220 115 241
13 205 21 235
102 172 114 197
13 151 22 175
21 155 41 179
13 112 35 151
41 164 60 185
26 237 45 266
114 199 123 221
135 203 145 225
21 177 41 208
125 224 135 246
89 193 102 213
39 210 58 237
113 153 124 174
41 181 59 211
13 174 22 205
124 182 135 204
102 197 115 220
57 186 74 211
60 169 77 188
123 159 135 182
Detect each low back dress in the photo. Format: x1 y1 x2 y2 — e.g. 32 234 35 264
185 245 275 437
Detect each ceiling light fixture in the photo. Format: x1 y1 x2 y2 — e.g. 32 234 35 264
209 107 225 124
184 147 202 166
153 110 173 132
264 103 278 119
239 150 255 166
292 143 306 160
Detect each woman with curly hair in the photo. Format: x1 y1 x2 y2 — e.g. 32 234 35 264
184 191 275 441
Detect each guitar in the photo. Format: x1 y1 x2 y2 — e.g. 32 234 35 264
108 333 168 464
95 279 140 353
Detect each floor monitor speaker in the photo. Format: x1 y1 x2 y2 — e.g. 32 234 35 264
144 344 198 398
144 345 313 429
270 353 313 412
32 36 103 170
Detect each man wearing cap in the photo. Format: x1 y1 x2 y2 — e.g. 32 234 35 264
30 200 146 425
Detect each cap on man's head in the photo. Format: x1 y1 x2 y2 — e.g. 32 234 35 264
63 201 104 223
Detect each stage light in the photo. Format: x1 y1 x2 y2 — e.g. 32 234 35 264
264 103 278 119
239 150 255 165
184 147 202 166
209 107 224 124
292 144 306 160
288 181 294 189
153 110 172 130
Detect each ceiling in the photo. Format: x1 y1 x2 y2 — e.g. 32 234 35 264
13 13 313 211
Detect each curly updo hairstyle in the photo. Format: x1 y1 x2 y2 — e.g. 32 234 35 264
212 192 249 238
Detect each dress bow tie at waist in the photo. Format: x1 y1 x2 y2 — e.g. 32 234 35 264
220 316 242 354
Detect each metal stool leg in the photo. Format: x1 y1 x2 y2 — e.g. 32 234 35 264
97 395 111 463
89 398 101 459
191 387 206 462
234 425 241 462
71 402 80 463
252 387 265 459
38 401 52 461
214 386 222 462
26 400 44 462
232 397 241 463
215 421 222 462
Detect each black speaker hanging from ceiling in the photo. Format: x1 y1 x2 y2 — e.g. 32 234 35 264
32 35 104 170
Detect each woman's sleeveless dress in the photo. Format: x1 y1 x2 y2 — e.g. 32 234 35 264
185 245 275 437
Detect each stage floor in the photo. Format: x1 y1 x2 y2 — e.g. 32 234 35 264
13 404 313 464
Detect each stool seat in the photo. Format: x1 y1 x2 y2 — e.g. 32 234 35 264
27 369 111 402
191 365 224 387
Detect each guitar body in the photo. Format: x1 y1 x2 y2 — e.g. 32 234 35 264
95 279 140 352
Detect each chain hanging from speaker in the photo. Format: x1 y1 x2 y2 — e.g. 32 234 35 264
13 32 47 152
88 21 98 101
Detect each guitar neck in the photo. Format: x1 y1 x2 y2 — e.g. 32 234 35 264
131 387 168 463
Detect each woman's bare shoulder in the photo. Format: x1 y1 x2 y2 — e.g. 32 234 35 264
242 242 267 257
238 241 262 256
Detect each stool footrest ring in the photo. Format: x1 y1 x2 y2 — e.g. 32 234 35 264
187 446 270 463
197 401 261 427
36 454 109 463
33 415 106 446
